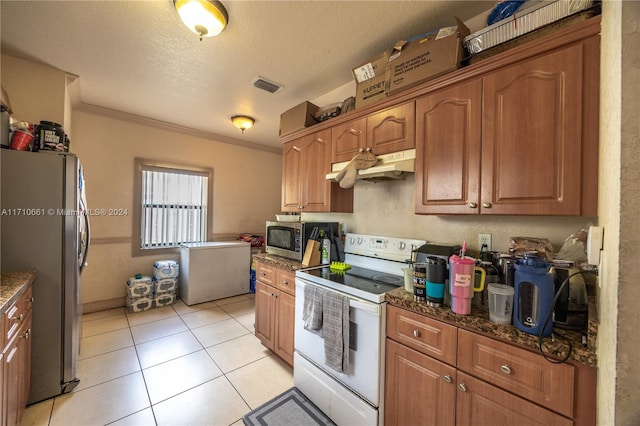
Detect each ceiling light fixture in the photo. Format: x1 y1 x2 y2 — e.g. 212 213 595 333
231 115 255 134
174 0 228 41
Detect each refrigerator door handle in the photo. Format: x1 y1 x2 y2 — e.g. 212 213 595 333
79 198 90 274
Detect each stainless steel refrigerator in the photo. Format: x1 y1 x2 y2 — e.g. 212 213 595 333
1 149 90 404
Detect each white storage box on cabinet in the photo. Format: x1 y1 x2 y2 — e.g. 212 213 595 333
179 241 251 305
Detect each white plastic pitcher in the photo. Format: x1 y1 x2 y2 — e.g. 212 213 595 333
487 283 514 325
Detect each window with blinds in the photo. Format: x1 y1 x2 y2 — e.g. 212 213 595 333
134 159 213 254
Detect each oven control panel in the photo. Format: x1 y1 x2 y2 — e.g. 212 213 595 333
344 233 427 263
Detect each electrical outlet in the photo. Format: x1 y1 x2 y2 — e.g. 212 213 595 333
478 233 492 252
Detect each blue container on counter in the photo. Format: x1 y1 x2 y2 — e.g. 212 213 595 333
513 256 555 337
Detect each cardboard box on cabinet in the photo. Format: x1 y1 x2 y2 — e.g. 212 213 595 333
279 101 320 137
385 17 470 96
352 50 391 109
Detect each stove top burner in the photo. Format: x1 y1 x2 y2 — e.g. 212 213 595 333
299 265 402 296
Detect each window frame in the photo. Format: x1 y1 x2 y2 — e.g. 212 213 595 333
133 157 214 257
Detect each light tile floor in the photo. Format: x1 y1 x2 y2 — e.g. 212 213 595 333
20 294 294 426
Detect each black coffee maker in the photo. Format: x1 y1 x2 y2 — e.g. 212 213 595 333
553 267 589 330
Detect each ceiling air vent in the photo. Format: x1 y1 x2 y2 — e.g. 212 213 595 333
251 76 284 94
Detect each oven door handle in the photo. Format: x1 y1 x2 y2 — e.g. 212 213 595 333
349 299 380 315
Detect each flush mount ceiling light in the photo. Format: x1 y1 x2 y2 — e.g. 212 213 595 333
231 115 255 134
174 0 228 41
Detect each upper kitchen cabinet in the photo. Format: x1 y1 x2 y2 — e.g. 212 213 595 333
415 79 482 214
416 18 600 216
331 102 415 163
282 130 353 213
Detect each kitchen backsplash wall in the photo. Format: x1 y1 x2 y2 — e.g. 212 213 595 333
303 175 595 256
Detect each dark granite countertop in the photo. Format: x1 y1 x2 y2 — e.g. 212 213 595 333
1 271 37 315
385 287 597 368
253 253 304 272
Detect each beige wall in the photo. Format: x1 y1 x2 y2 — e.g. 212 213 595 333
1 55 67 127
599 2 640 425
70 110 282 308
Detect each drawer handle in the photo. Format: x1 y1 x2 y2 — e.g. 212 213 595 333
468 202 478 209
500 364 512 375
11 313 24 322
412 330 420 337
458 383 467 392
442 375 452 383
482 202 492 209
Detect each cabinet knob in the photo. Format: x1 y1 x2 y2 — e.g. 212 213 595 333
468 202 478 209
282 280 289 286
298 205 304 210
458 383 467 392
11 313 24 322
412 330 420 337
482 202 492 209
29 297 35 303
500 364 512 375
358 148 364 153
22 329 31 339
442 375 452 383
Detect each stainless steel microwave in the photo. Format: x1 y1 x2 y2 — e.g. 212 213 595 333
265 221 340 261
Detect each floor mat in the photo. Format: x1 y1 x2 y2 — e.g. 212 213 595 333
242 387 335 426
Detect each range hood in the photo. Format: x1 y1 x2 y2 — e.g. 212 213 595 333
326 149 415 181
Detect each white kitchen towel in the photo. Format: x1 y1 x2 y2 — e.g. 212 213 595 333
322 291 350 374
302 285 324 331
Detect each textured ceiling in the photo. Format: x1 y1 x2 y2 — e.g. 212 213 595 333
1 0 494 150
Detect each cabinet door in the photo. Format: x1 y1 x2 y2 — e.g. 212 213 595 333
4 338 20 426
300 129 332 212
18 312 32 421
274 290 295 367
367 102 415 156
456 372 572 426
331 117 366 163
481 44 583 215
281 140 302 212
254 282 276 351
385 339 456 426
415 79 482 214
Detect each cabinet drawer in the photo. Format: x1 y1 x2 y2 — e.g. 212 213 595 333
386 305 457 366
256 262 275 286
4 287 32 346
275 269 295 296
457 329 575 418
456 372 572 426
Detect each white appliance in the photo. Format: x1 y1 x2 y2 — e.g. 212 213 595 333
179 241 250 305
325 149 415 182
294 233 426 425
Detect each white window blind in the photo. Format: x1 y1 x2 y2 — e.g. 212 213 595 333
140 167 208 248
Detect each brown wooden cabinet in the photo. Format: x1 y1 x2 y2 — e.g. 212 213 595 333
415 26 599 216
281 130 353 213
331 102 415 163
2 285 33 426
385 337 456 426
254 262 296 366
385 305 595 426
415 79 482 214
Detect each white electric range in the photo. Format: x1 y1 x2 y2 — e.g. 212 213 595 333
294 233 426 425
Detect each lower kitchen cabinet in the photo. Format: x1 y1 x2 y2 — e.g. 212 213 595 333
385 339 456 426
2 284 33 426
385 305 595 426
455 372 571 426
254 261 295 367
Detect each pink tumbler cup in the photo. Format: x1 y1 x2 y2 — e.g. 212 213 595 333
449 255 485 315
